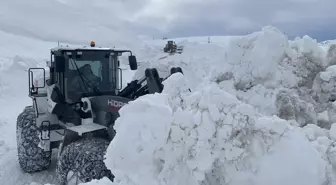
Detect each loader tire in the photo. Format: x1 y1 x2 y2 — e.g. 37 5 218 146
56 137 114 185
16 106 51 172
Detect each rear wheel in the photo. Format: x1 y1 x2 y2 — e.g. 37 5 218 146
16 106 51 172
56 137 114 185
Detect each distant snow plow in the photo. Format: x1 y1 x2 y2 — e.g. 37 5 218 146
163 40 183 54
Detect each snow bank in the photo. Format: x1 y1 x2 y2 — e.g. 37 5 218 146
83 73 332 185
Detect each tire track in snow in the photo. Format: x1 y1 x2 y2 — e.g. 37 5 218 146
0 115 58 185
0 59 58 185
0 149 58 185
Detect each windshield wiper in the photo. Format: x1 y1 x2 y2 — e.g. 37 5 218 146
70 59 101 94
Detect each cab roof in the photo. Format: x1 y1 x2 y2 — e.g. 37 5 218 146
50 46 132 55
50 41 132 55
51 46 114 52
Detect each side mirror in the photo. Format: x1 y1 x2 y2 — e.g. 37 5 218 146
55 56 66 72
128 55 137 70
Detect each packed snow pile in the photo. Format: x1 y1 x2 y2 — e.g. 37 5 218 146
78 26 336 185
82 73 336 185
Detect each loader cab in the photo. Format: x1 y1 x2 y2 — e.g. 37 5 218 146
46 44 137 104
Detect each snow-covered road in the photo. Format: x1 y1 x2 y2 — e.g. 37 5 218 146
0 62 58 185
0 52 136 185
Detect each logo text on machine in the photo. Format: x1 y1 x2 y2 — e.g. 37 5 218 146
107 99 126 108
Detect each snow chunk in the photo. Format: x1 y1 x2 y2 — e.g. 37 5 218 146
301 124 328 142
236 84 278 116
104 93 173 185
275 89 317 127
313 65 336 104
317 110 331 129
329 123 336 140
326 44 336 66
291 35 326 64
254 128 326 185
226 26 289 90
320 65 336 81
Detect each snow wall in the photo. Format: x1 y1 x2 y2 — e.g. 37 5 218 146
78 26 336 185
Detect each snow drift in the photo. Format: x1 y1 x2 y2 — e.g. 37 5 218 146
80 26 336 185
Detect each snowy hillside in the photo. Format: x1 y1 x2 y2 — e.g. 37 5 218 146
0 0 140 47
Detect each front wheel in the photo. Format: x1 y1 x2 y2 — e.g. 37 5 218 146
56 137 114 185
16 106 51 172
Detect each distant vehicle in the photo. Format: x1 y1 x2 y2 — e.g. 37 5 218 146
163 40 183 54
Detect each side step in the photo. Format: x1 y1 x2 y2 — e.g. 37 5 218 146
66 123 107 136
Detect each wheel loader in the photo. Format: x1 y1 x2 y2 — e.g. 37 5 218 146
163 40 183 54
164 40 177 53
16 41 183 185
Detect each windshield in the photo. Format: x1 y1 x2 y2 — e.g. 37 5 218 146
65 53 118 101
